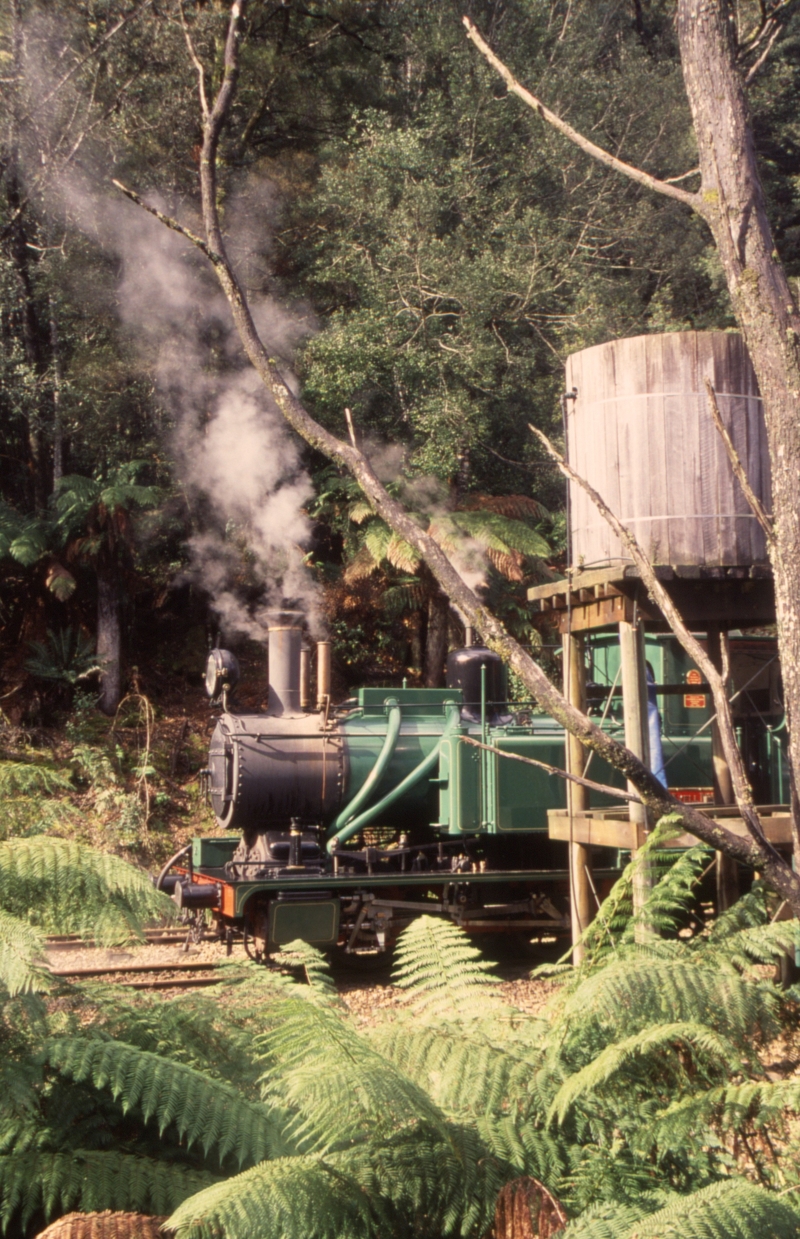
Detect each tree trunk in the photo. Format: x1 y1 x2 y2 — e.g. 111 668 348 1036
677 0 800 867
424 591 449 687
97 566 122 715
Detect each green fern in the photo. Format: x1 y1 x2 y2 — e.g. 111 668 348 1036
25 628 99 686
47 1037 282 1167
547 1022 741 1126
391 915 502 1021
0 760 73 797
0 837 174 943
371 1017 547 1118
559 1178 800 1239
257 998 447 1152
0 1149 218 1231
0 909 50 996
272 939 342 1004
168 1120 506 1239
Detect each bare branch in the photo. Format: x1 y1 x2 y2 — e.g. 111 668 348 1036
529 422 776 856
111 180 222 266
462 17 701 210
704 378 775 542
744 21 784 84
344 407 358 448
179 2 209 121
460 735 641 803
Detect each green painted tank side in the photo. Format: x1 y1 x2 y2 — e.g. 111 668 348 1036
339 689 460 828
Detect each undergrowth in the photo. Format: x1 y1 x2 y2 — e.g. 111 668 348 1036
0 689 217 862
3 832 800 1237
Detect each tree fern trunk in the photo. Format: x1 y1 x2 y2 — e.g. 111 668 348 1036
97 566 122 715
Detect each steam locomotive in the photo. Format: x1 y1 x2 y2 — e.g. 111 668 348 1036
157 611 785 959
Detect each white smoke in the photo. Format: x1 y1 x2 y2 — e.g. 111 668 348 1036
53 170 323 639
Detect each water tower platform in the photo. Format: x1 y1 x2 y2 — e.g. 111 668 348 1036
527 562 774 633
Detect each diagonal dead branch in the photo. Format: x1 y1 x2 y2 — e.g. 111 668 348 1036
111 180 222 266
704 378 775 542
462 17 700 210
529 422 775 857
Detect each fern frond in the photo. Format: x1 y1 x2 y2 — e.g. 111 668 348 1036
362 522 392 567
653 1076 800 1146
79 989 263 1093
385 534 419 572
559 956 779 1049
168 1121 505 1239
0 760 73 797
272 939 342 1004
449 510 550 558
0 1150 217 1232
459 494 551 522
475 1115 567 1185
569 1178 800 1239
0 909 50 995
548 1022 740 1126
706 918 800 971
0 838 174 943
347 500 375 524
371 1018 546 1118
257 998 447 1152
166 1149 373 1239
47 1038 281 1166
391 916 502 1021
628 843 712 938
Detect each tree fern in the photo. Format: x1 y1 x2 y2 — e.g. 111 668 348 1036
547 1022 741 1127
0 909 50 995
557 955 778 1051
166 1149 374 1239
653 1076 800 1146
0 838 173 943
390 915 502 1021
256 998 447 1152
561 1178 799 1239
0 1150 218 1232
0 760 73 797
167 1120 505 1239
371 1017 546 1118
47 1038 282 1167
475 1115 568 1187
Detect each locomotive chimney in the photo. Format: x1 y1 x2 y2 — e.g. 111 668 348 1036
266 610 304 716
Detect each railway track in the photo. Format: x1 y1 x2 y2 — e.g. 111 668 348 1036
44 930 227 991
48 961 224 990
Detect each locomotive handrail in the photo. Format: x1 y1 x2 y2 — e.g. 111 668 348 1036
330 697 402 836
326 702 462 854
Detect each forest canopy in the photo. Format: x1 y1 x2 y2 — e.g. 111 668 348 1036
5 0 798 705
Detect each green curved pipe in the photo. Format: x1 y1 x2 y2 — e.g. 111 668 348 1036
330 698 402 836
326 702 461 854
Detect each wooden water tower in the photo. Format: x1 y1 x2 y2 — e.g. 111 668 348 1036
527 332 787 959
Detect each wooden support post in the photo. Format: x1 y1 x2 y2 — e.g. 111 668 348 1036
707 625 739 911
563 632 593 964
619 619 654 929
